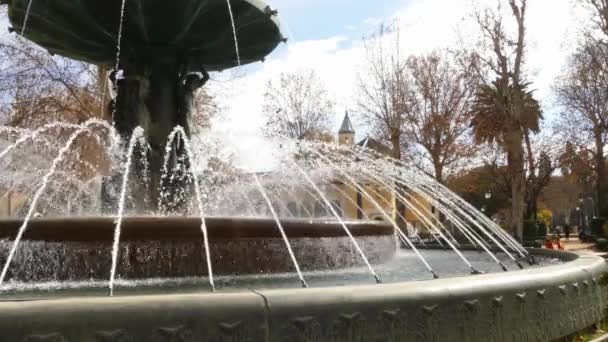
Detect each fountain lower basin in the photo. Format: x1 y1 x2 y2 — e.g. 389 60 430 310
0 218 606 341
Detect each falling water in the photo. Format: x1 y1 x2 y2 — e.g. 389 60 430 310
293 163 382 283
162 126 215 292
109 127 145 297
225 0 241 65
0 122 80 160
19 0 35 35
0 120 111 285
110 0 128 124
358 167 478 273
347 142 522 257
304 146 439 279
253 174 307 288
0 124 547 290
114 0 128 73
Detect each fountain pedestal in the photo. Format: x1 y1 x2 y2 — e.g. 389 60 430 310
111 54 206 211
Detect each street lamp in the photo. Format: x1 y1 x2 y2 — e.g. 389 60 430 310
576 206 584 235
587 196 597 218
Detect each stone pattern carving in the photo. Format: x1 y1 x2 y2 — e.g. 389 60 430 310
273 274 608 342
94 329 131 342
23 333 68 342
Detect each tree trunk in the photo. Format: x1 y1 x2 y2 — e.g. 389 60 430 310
594 129 606 216
6 191 11 217
389 132 407 228
506 128 525 241
390 132 401 160
524 192 538 221
523 128 536 220
433 159 444 184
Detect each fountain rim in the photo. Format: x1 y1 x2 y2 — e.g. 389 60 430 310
0 216 394 242
0 249 604 341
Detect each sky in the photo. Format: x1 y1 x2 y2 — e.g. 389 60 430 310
211 0 586 163
0 1 588 170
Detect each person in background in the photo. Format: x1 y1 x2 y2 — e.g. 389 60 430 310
544 236 554 250
564 224 571 241
555 235 564 250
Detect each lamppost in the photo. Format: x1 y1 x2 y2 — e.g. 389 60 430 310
481 191 491 216
576 206 584 236
587 196 597 218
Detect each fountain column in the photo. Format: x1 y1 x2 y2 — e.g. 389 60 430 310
105 52 207 213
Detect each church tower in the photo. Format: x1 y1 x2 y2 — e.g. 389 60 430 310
338 111 355 145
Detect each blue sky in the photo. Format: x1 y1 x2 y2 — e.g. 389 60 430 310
268 0 404 43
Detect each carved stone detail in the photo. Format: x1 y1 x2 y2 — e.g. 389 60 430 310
289 316 322 342
464 300 479 313
416 305 439 342
218 321 250 342
492 296 505 341
461 300 480 341
378 309 402 342
23 333 68 342
331 312 364 342
572 282 580 294
155 325 193 342
492 296 504 308
94 329 131 342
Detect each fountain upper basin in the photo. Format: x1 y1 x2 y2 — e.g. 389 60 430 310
0 217 394 242
0 217 397 281
3 0 284 69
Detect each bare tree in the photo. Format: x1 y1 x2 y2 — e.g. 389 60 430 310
402 50 480 183
478 130 559 223
356 22 410 160
522 131 561 220
555 42 608 215
471 0 535 241
262 69 333 140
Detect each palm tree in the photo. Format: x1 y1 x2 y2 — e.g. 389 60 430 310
471 78 543 241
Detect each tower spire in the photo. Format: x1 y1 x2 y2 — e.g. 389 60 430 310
339 110 355 134
338 110 355 145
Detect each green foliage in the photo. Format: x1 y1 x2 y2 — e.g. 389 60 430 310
471 80 543 146
537 209 553 230
523 220 546 241
596 238 608 252
448 166 510 218
590 218 608 238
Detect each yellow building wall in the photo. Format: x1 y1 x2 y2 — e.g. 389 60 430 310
277 179 436 232
0 192 27 217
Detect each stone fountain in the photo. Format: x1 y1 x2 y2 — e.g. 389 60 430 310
0 0 607 341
